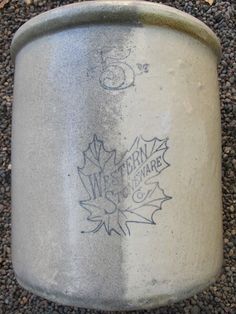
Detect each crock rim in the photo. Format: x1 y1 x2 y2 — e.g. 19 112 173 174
10 1 221 61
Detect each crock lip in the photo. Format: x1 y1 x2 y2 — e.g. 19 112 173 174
10 0 221 61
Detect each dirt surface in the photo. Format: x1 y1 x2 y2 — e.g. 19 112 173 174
0 0 235 313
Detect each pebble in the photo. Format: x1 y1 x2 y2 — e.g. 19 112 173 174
0 0 235 313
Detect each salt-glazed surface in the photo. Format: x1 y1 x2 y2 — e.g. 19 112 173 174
11 1 223 310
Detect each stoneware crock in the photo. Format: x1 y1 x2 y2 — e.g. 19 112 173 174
11 0 223 310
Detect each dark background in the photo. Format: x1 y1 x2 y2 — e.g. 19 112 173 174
0 0 235 313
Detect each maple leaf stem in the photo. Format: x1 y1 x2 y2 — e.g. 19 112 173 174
81 221 103 234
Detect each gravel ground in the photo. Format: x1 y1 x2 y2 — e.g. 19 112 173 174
0 0 235 313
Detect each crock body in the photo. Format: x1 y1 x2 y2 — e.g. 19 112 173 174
11 1 223 310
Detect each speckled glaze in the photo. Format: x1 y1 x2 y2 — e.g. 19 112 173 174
11 1 223 310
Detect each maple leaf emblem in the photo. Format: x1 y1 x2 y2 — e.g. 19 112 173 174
78 135 171 236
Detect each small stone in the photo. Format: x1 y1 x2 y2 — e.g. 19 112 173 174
191 305 200 314
21 296 28 305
